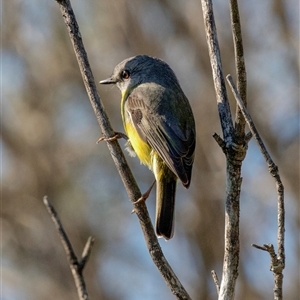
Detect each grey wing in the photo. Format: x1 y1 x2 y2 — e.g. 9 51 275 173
125 89 195 187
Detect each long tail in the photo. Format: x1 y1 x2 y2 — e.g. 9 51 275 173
154 156 177 240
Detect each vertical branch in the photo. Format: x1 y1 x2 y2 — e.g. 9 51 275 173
201 1 247 300
229 0 247 142
200 0 235 146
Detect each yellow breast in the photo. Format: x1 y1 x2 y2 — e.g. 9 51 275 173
125 122 153 168
121 90 153 168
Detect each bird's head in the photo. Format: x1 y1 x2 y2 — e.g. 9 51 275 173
100 55 179 94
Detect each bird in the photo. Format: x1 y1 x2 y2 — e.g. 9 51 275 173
100 55 195 240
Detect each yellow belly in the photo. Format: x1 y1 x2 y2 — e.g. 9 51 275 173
125 122 153 168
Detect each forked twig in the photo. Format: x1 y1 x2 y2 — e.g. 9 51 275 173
43 196 94 300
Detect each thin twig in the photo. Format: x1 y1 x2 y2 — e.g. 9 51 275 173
53 1 191 299
79 236 95 271
252 243 269 252
226 74 285 300
43 196 92 300
211 270 220 294
212 133 227 154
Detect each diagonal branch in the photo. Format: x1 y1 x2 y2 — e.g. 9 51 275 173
43 196 94 300
53 0 191 298
226 74 285 300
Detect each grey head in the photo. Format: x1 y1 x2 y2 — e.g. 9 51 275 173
100 55 181 93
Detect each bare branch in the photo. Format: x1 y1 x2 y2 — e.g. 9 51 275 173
43 196 92 300
226 74 285 300
53 0 191 298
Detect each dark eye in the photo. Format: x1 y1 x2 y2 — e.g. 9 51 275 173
121 70 130 80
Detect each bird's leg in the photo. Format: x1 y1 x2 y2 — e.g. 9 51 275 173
134 180 156 204
97 132 128 143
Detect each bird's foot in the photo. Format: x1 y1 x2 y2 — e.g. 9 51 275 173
131 181 156 213
97 132 128 143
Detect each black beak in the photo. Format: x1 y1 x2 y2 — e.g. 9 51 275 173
99 77 116 84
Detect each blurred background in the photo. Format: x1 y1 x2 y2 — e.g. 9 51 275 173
2 0 299 299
